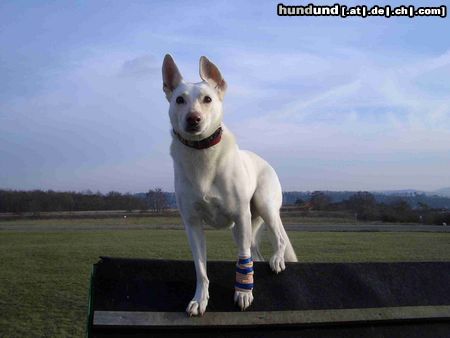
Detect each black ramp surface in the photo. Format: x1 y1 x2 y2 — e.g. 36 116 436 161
92 257 450 312
89 257 450 338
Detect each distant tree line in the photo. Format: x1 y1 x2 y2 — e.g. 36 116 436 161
283 191 450 209
1 189 449 225
0 189 169 213
145 188 169 213
292 191 450 225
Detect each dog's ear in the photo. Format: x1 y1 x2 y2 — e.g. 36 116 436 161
199 56 227 100
162 54 183 101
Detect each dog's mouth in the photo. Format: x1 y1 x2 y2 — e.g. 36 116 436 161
184 125 203 134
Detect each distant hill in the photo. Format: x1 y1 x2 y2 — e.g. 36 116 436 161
374 189 422 195
282 191 450 209
371 188 450 198
430 187 450 198
135 189 450 209
135 191 177 208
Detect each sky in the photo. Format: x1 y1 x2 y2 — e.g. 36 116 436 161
0 0 449 193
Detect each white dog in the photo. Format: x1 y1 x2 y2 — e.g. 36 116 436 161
162 54 297 316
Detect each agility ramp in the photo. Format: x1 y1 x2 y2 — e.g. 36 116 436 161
87 257 450 337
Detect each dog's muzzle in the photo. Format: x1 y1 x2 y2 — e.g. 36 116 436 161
185 112 202 132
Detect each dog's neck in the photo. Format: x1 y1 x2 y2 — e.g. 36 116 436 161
170 124 237 194
173 126 223 150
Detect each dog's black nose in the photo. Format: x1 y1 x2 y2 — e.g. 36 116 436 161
186 112 202 126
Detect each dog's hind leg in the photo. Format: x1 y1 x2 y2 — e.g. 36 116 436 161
252 171 298 273
260 210 288 273
279 222 298 262
251 216 264 261
264 213 298 265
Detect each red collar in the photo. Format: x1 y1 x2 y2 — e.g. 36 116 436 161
173 127 223 150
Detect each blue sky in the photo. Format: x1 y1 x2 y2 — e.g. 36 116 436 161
1 0 449 192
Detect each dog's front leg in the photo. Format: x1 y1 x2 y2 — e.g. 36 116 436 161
184 222 209 316
232 210 254 311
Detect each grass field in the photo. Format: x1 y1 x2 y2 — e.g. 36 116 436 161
0 214 361 226
0 226 449 337
0 214 364 233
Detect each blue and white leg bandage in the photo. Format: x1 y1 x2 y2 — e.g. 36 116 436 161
235 256 254 292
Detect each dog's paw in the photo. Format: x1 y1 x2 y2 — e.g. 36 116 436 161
269 254 286 274
186 296 209 317
234 290 254 311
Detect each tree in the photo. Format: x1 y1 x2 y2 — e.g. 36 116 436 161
345 191 377 220
346 192 376 212
295 198 304 206
309 191 331 210
417 201 429 211
391 199 411 213
146 188 168 213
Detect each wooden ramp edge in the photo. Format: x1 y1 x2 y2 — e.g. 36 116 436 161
93 305 450 328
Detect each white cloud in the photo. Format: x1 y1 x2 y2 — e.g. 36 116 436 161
119 55 160 78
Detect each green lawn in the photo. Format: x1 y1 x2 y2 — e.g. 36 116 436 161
0 216 183 227
0 213 362 228
0 229 449 337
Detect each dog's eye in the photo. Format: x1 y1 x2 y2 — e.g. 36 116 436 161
176 96 185 104
203 96 212 104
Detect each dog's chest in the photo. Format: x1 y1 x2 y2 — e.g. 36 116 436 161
187 172 236 228
172 135 240 228
177 163 236 228
194 193 234 229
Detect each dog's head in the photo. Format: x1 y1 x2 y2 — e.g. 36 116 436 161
162 54 227 140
